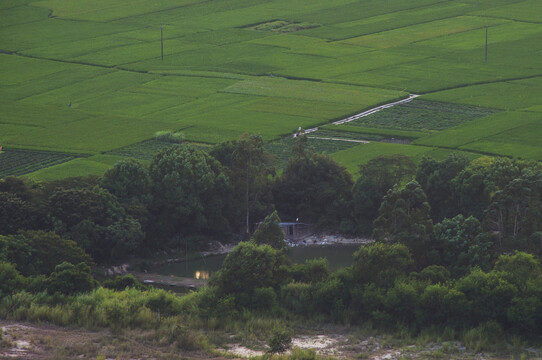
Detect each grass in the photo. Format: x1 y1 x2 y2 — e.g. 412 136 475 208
1 0 541 178
25 155 128 181
413 111 541 150
331 142 432 176
265 136 360 170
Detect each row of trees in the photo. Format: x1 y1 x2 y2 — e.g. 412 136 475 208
1 134 542 266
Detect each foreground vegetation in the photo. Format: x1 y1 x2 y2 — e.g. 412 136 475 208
1 134 542 358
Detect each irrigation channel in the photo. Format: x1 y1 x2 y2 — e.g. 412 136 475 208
150 244 362 281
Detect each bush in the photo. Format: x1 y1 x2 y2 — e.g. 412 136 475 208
268 327 292 353
102 274 146 291
353 242 413 288
463 321 506 352
155 130 183 144
252 287 278 310
46 262 95 295
289 258 329 284
0 261 26 298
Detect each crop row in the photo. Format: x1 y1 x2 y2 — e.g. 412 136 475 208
0 150 75 178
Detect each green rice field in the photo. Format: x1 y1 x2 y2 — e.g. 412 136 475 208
0 0 541 179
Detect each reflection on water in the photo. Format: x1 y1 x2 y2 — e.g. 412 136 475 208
195 270 210 280
153 244 362 280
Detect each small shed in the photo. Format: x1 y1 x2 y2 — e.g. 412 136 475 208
280 222 313 241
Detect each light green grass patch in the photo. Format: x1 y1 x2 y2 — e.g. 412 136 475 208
248 34 360 57
340 16 504 49
0 18 131 51
305 1 474 41
25 155 120 181
0 101 88 127
332 142 432 175
0 54 68 86
223 77 405 105
0 4 50 27
19 34 140 60
476 120 542 149
30 0 207 22
424 78 542 110
69 40 186 67
277 50 424 82
5 113 173 154
18 70 157 108
413 111 540 149
239 97 361 120
296 0 443 27
0 63 113 102
459 141 542 160
470 0 542 23
412 20 539 51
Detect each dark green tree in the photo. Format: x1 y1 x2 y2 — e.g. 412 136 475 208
213 241 288 306
345 154 415 235
0 176 34 201
211 134 275 235
453 157 538 220
352 242 413 288
416 153 470 222
3 230 92 276
373 181 433 266
483 169 542 251
0 192 34 235
455 268 517 325
252 211 285 250
46 262 95 295
431 215 493 276
99 158 151 206
273 137 352 229
48 186 124 229
149 145 232 241
0 261 26 299
48 186 143 262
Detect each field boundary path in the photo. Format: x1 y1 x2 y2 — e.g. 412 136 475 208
306 136 370 143
302 94 420 141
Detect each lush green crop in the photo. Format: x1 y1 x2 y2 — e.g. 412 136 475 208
1 0 541 178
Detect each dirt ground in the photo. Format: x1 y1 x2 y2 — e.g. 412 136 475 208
2 321 540 359
0 321 224 360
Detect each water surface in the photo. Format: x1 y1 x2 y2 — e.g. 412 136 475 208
153 244 361 279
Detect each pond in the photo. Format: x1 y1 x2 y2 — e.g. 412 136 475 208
152 244 362 279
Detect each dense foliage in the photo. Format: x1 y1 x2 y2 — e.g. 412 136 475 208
1 136 542 353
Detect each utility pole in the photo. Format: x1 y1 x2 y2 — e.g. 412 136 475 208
161 24 164 60
485 25 488 64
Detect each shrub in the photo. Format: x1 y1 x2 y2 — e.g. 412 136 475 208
289 258 329 283
46 262 95 295
268 327 292 353
0 261 26 298
102 274 146 291
155 130 183 144
252 287 277 310
353 242 413 288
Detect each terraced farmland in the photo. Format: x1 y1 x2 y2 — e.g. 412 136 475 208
1 0 541 179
